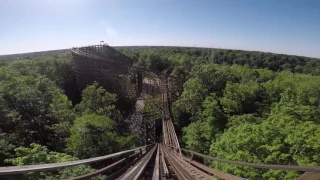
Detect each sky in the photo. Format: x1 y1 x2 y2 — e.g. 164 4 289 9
0 0 319 58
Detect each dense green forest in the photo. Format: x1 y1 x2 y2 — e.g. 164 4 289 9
0 53 134 179
1 47 320 179
121 47 320 179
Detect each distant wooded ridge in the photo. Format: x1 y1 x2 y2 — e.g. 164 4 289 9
0 46 319 60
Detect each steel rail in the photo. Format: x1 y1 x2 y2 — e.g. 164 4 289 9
163 145 215 180
132 145 157 180
105 148 148 180
160 76 181 154
166 146 216 180
165 120 172 146
168 121 174 147
162 119 168 145
120 144 157 180
162 146 193 179
166 145 241 179
160 145 169 177
180 156 243 180
152 144 160 180
167 119 181 154
168 121 173 147
168 146 320 173
68 151 142 180
161 79 173 147
0 145 153 175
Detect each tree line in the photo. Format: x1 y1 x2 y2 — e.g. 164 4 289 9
119 46 320 75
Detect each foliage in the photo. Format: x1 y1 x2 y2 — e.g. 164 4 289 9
143 95 162 123
134 52 171 72
209 90 320 179
158 48 320 179
183 93 225 153
5 143 104 180
67 114 134 159
227 114 262 127
0 53 134 174
0 54 79 166
171 65 190 82
0 132 15 166
172 65 229 127
0 75 74 151
220 81 266 114
75 81 121 121
173 62 320 179
120 46 320 74
0 52 135 180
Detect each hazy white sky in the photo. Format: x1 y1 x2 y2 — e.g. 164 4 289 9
0 0 319 57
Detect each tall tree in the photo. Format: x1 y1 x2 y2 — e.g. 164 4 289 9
75 81 121 121
67 114 134 159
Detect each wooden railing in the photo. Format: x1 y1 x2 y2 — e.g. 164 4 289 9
0 144 153 179
167 145 320 179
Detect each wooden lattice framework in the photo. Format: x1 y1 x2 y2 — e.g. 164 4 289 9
71 44 184 145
